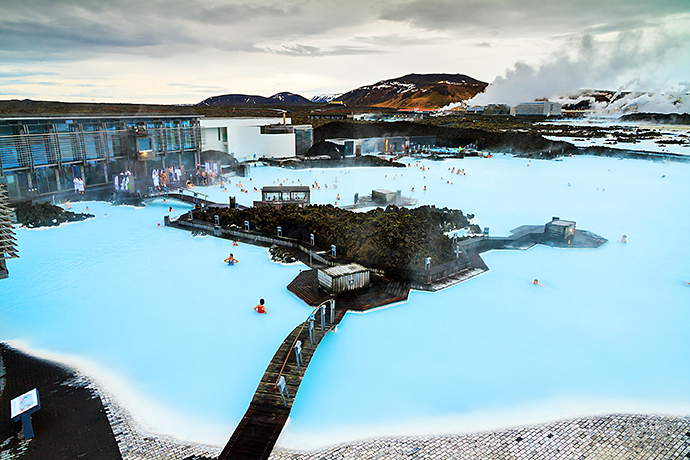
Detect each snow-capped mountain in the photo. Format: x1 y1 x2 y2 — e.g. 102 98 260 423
336 74 488 109
310 93 343 103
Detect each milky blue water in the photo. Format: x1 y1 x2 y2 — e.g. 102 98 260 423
2 154 689 448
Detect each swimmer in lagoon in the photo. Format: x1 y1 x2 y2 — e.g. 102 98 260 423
620 235 627 243
224 253 238 265
254 299 267 314
533 279 545 286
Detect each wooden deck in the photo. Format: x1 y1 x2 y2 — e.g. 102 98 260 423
218 301 348 460
287 269 411 311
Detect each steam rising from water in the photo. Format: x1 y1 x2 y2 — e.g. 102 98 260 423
444 29 690 114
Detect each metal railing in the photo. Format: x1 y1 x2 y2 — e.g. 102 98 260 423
274 299 335 391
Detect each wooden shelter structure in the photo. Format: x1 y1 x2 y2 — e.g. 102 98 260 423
253 186 310 208
317 263 370 294
545 216 576 240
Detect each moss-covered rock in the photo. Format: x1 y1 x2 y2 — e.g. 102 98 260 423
14 201 94 228
196 204 471 277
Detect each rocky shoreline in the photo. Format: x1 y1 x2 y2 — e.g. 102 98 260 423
13 200 94 228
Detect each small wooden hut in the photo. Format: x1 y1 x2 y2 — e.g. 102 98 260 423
318 263 370 294
545 216 576 239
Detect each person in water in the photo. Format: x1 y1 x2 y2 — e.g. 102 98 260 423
224 253 238 265
620 234 627 243
533 279 545 286
254 299 267 314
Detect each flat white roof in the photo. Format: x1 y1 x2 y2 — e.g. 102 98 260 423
322 263 368 277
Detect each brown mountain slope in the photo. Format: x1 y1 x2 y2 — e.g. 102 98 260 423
336 73 488 109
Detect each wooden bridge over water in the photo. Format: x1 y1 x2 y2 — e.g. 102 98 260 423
218 300 348 460
218 270 409 459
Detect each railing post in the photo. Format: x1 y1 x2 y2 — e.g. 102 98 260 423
320 304 326 332
277 375 289 406
308 312 315 346
294 340 302 371
329 299 335 323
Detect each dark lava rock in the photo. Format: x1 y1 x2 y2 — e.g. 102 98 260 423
262 155 405 169
269 244 297 264
305 141 344 159
14 200 94 228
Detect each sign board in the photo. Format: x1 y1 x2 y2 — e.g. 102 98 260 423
11 388 39 420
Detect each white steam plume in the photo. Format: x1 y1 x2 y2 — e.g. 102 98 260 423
444 27 690 114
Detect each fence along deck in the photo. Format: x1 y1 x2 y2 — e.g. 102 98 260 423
218 301 348 460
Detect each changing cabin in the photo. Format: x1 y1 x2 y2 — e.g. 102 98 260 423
545 217 576 239
253 186 310 209
318 263 370 294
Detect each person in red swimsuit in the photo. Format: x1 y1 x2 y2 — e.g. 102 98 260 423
254 299 267 314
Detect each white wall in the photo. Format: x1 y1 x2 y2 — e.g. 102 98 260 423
200 117 295 160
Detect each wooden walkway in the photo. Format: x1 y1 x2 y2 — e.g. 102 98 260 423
218 270 409 459
218 302 348 460
157 190 227 208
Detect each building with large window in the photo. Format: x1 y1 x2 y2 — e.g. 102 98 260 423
200 117 313 161
0 115 202 201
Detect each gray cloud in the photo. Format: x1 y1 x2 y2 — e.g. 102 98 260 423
262 44 383 57
0 70 60 78
0 0 687 103
0 0 381 61
352 34 443 46
378 0 690 35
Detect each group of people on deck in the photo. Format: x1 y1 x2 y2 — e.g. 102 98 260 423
113 171 132 192
72 176 85 194
152 166 183 192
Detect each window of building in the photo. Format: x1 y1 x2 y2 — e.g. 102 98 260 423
292 191 307 201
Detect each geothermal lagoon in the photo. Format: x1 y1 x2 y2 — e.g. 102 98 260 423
2 151 690 449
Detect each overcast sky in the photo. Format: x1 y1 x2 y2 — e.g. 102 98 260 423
1 0 688 104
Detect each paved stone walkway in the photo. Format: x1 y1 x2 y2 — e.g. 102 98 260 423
268 414 690 460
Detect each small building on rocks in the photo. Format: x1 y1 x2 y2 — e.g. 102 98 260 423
318 263 370 294
545 216 576 239
253 186 310 208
